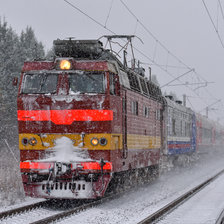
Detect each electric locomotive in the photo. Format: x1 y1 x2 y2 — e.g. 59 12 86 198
18 36 163 199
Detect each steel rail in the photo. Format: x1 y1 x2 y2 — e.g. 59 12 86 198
0 200 48 219
0 172 154 223
137 169 224 224
30 176 158 223
30 193 117 224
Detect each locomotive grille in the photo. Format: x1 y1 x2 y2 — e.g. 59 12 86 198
41 182 86 191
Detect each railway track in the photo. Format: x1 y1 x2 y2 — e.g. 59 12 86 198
30 197 110 224
1 169 224 223
0 201 48 219
0 190 121 223
137 169 224 224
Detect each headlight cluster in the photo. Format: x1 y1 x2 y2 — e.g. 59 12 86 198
91 137 107 146
22 137 37 146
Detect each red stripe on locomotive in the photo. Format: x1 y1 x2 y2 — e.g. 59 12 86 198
18 109 113 124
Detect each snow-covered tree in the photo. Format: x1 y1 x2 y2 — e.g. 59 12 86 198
0 19 20 105
0 19 45 130
19 26 44 63
45 47 55 60
0 18 45 205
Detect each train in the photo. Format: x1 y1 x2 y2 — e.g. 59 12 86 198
17 36 224 199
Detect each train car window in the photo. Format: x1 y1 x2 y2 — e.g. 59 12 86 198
172 119 176 136
69 72 105 94
187 123 191 137
21 73 58 94
109 74 115 95
156 109 161 120
180 120 183 136
184 122 187 136
139 78 148 95
131 101 138 115
143 106 149 118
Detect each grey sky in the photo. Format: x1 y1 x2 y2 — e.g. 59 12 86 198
1 0 224 122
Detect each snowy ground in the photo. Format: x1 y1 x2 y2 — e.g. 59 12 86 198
1 145 224 223
158 172 224 224
0 125 26 208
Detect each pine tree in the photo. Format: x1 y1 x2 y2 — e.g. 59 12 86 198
0 19 20 118
0 19 45 133
19 26 45 64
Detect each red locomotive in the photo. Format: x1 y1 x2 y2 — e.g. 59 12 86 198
17 36 224 199
18 36 163 199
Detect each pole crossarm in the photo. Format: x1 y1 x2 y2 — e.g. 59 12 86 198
199 99 221 113
166 81 214 87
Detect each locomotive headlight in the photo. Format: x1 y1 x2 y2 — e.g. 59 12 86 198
91 138 99 146
60 60 71 70
99 137 107 146
29 138 37 146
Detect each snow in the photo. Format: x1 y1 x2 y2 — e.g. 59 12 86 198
51 95 83 103
40 136 91 163
158 174 224 224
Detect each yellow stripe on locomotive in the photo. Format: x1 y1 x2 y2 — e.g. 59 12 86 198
19 133 161 151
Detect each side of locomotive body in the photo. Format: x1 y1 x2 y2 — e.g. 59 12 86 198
162 96 197 165
18 39 163 199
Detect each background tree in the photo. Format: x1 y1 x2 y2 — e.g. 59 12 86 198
0 18 45 149
0 18 45 205
0 21 45 126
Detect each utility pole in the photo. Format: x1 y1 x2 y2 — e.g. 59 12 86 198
206 106 208 118
183 94 186 107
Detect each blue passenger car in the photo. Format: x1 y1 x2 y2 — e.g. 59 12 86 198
163 96 196 156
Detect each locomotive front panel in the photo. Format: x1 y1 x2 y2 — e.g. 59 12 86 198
17 59 122 199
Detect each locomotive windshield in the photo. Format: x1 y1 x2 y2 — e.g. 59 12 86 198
22 73 58 94
69 72 105 94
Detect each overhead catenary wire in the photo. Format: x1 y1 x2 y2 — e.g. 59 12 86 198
120 0 193 70
104 0 114 28
202 0 224 49
63 0 116 35
218 0 224 24
161 69 195 88
118 1 218 104
62 0 222 114
120 0 219 102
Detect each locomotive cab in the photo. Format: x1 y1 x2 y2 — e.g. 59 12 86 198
18 37 162 199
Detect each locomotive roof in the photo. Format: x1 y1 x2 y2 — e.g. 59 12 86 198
22 59 118 74
53 39 124 67
165 97 193 114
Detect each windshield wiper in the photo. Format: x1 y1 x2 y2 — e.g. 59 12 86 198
85 73 100 82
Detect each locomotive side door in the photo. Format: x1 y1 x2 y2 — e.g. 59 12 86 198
122 90 128 158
